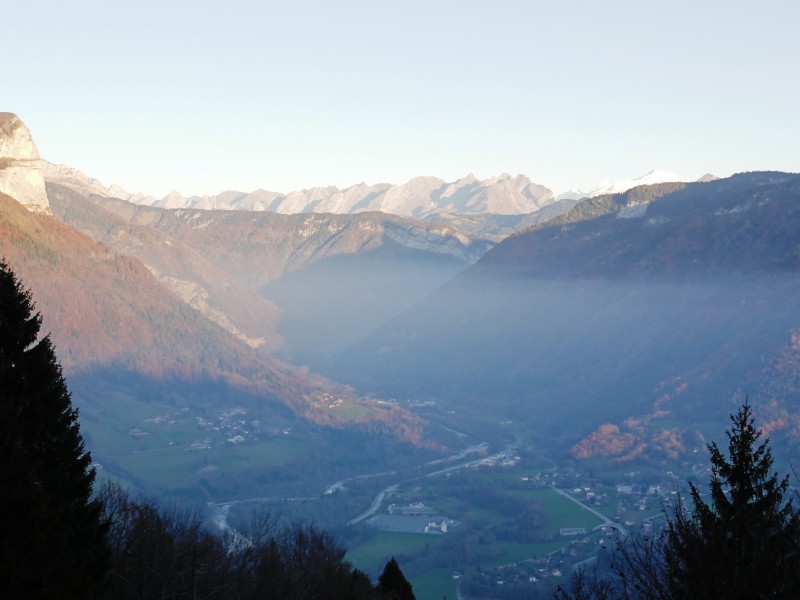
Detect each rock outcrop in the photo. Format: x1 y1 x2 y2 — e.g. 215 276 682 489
0 113 50 213
42 161 111 199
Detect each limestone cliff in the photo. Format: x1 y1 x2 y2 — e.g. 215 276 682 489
0 113 50 213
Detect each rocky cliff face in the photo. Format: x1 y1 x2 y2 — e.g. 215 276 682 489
42 161 111 199
0 113 50 213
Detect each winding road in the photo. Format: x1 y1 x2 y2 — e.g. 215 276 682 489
347 484 399 525
340 441 520 526
550 484 628 537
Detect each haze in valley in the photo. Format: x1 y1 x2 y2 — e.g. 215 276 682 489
2 2 799 597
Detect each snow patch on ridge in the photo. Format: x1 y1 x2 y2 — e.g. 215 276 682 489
617 204 649 219
557 170 688 201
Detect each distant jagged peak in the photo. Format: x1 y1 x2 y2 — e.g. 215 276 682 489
396 175 447 191
159 190 188 208
42 160 111 198
0 112 50 213
696 173 719 183
106 183 137 200
439 173 481 199
458 172 480 184
483 172 522 185
45 172 150 206
39 158 558 217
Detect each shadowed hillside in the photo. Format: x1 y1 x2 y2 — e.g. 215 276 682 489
71 194 493 367
85 196 492 287
48 183 284 352
331 172 800 460
0 190 437 498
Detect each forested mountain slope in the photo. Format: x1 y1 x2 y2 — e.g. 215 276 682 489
0 190 433 496
75 194 493 365
333 172 800 460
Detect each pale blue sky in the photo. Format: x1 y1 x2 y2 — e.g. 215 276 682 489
3 1 798 197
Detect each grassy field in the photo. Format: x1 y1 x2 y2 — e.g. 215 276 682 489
347 536 463 599
78 387 302 490
347 531 568 598
347 478 613 598
109 436 301 488
347 532 445 575
590 500 619 519
409 568 459 600
507 487 603 535
479 540 568 568
422 487 510 528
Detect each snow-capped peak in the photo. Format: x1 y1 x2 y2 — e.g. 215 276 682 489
556 170 688 201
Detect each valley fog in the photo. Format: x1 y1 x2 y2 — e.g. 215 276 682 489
3 139 799 597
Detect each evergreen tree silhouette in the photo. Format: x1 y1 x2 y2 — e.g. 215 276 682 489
557 403 800 599
377 557 415 600
0 259 108 598
662 402 800 598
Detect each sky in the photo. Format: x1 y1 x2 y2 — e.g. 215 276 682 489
3 0 799 198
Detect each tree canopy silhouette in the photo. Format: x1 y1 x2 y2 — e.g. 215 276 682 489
377 557 416 600
0 259 108 597
557 402 800 599
660 402 800 598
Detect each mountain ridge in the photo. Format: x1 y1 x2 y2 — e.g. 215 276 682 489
68 192 494 366
82 195 493 287
47 183 284 351
0 188 430 446
555 169 697 201
43 161 556 218
330 172 800 462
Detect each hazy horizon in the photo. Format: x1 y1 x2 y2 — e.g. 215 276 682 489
3 1 798 198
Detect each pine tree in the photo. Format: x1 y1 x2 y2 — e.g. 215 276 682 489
377 557 415 600
0 259 108 597
661 402 800 599
559 403 800 599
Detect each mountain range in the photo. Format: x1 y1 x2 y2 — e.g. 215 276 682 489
1 114 444 497
4 110 799 494
331 172 800 461
50 186 495 364
554 169 716 201
44 160 709 221
43 161 556 218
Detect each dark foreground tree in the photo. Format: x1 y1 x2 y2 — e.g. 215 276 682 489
659 402 800 599
377 557 416 600
558 403 800 599
0 259 109 597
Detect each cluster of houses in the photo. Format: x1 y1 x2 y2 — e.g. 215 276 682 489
129 406 286 452
191 408 262 448
308 390 345 409
469 557 565 594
